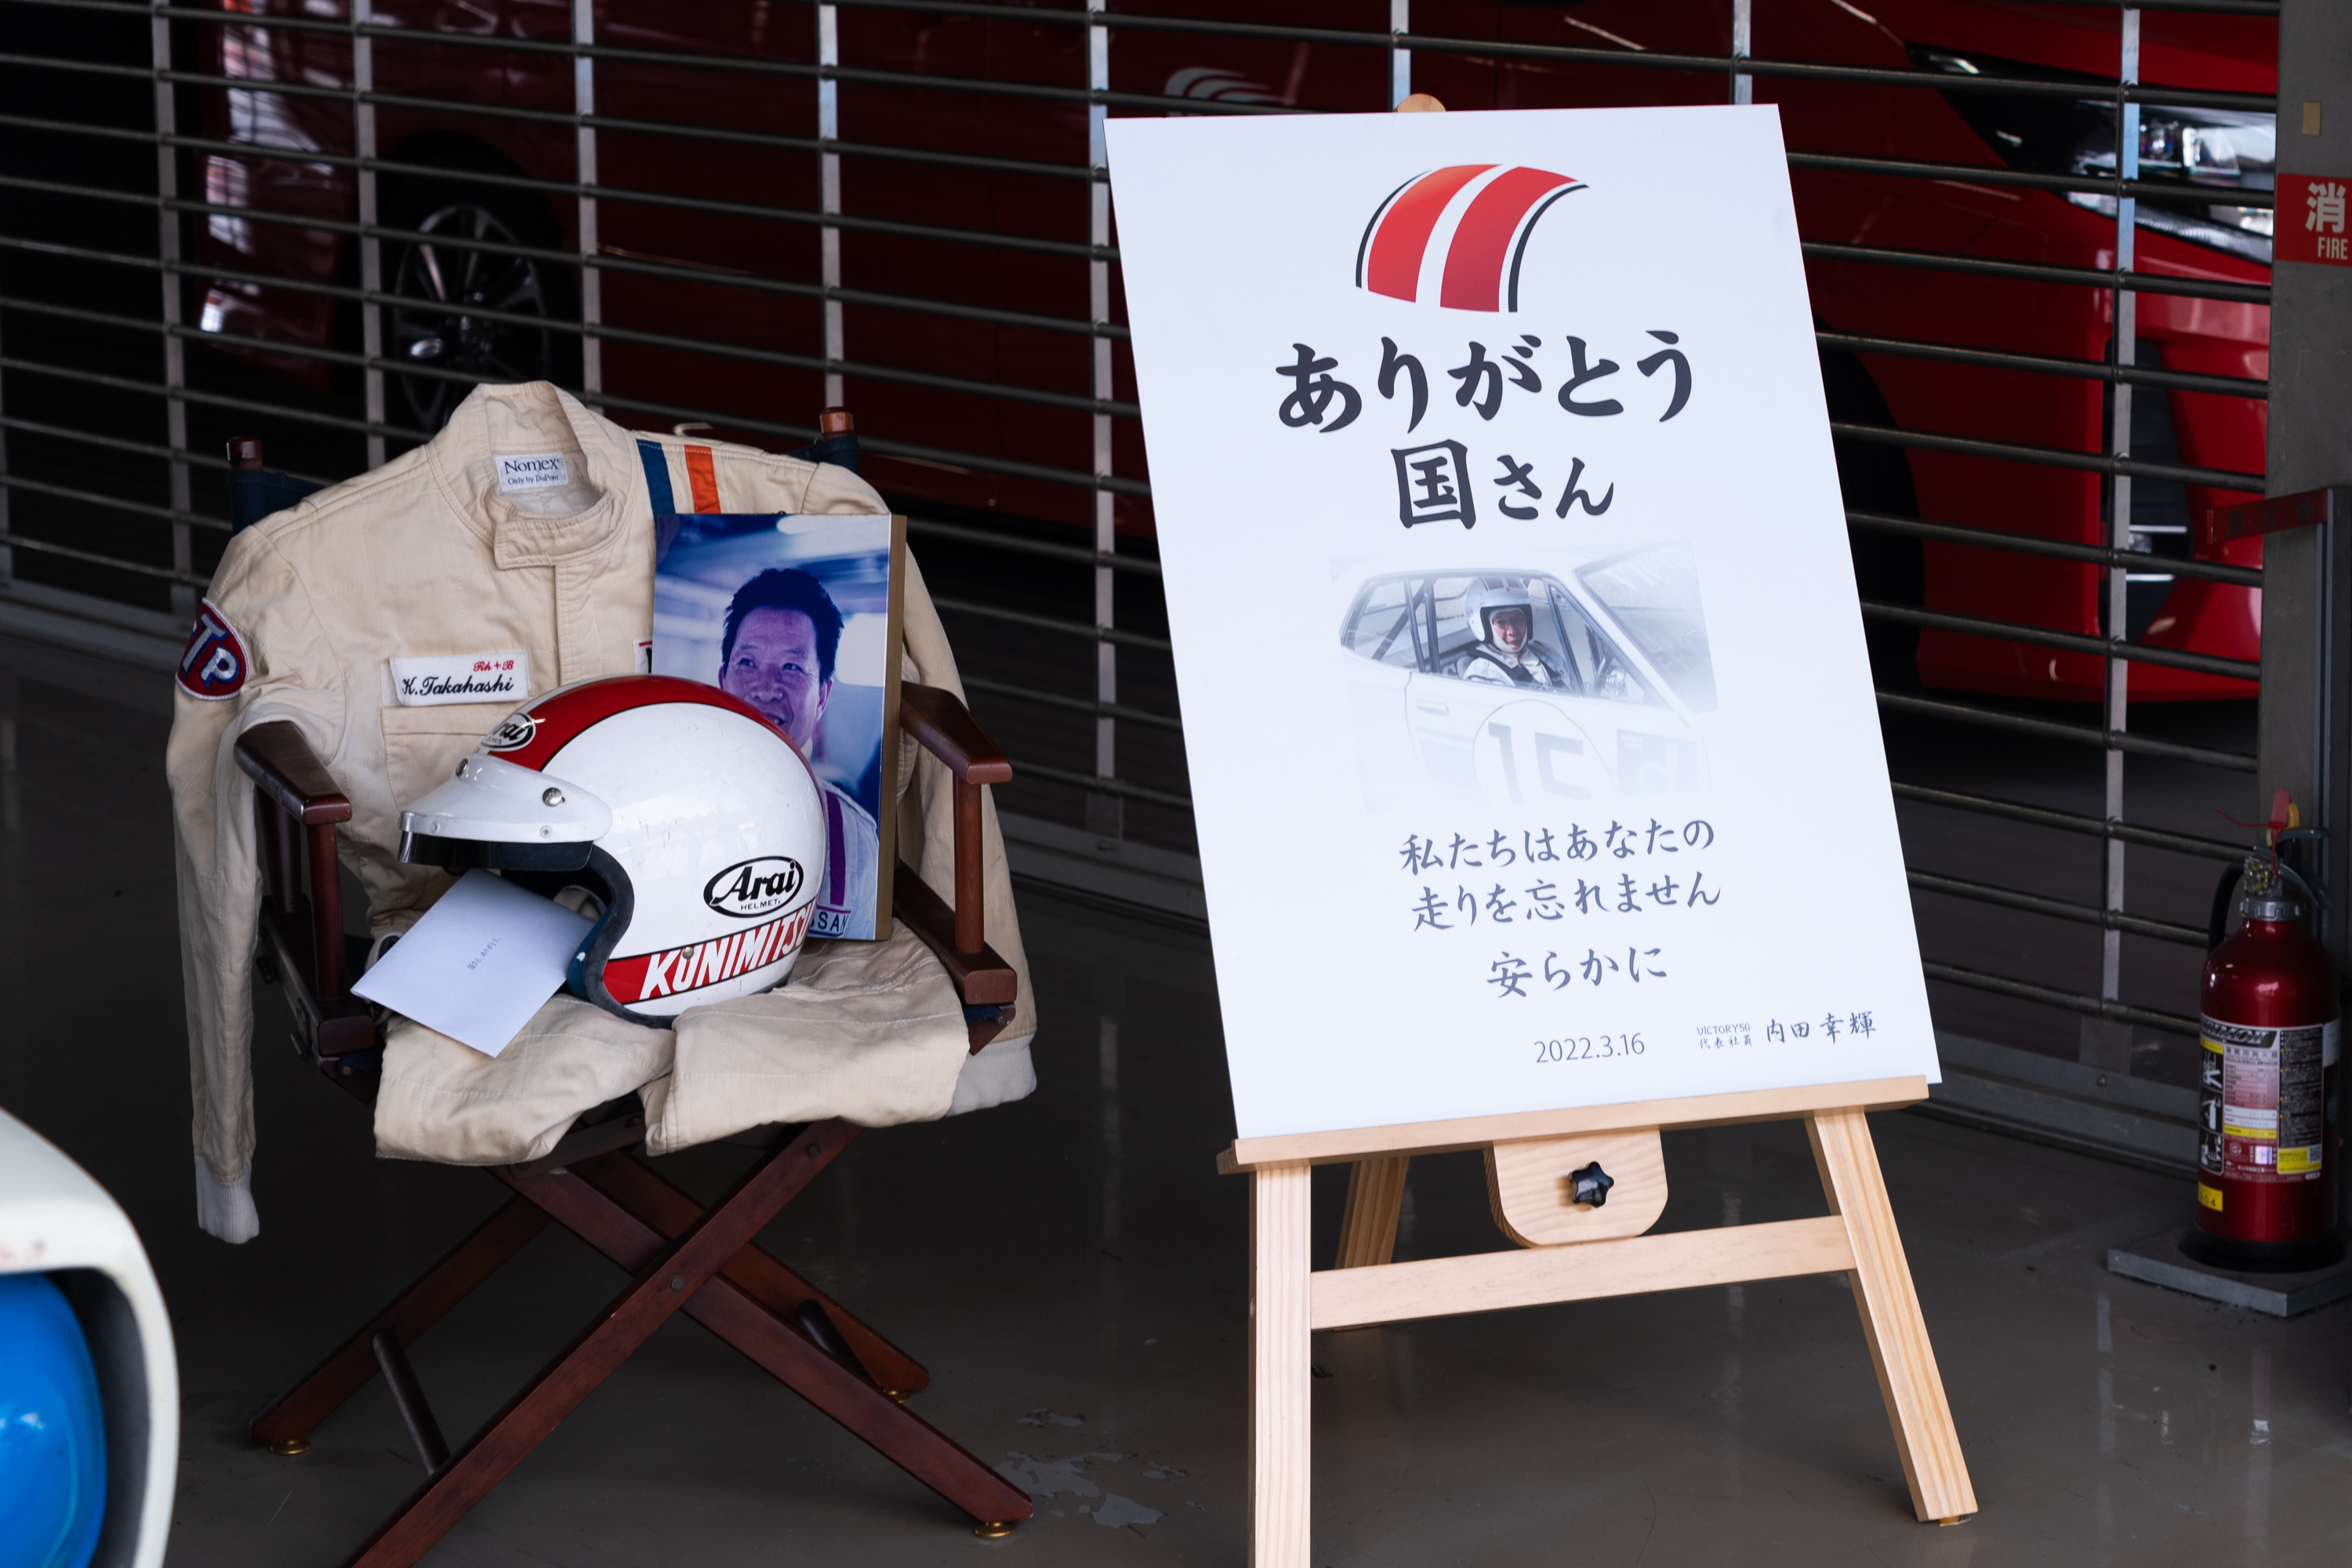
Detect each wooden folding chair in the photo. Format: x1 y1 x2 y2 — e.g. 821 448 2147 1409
227 417 1033 1566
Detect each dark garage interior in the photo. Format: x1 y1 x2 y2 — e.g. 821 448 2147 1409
3 1 2350 1563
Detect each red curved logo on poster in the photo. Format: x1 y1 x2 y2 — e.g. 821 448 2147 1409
1356 165 1585 313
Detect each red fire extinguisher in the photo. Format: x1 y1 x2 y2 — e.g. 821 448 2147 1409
2191 853 2343 1272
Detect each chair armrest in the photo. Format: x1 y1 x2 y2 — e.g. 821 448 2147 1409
234 721 362 1032
892 862 1018 1010
898 684 1012 785
891 684 1016 1039
234 721 353 824
895 684 1007 957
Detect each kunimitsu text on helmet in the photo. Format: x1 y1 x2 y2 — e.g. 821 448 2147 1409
396 674 830 1025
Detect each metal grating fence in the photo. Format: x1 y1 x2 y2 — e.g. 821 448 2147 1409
0 0 2293 1157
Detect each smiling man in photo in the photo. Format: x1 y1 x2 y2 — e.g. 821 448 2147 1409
717 567 879 938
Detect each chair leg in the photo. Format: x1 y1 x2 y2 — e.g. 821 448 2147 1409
572 1149 932 1396
342 1133 831 1568
252 1197 550 1450
518 1127 1031 1529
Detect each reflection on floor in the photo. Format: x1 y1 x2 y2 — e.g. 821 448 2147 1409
2 634 2347 1566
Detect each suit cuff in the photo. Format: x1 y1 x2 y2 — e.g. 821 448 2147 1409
195 1155 259 1243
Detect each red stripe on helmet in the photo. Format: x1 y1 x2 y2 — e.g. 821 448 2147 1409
603 903 813 1005
601 949 655 1004
1363 165 1493 303
1438 166 1579 312
488 673 797 774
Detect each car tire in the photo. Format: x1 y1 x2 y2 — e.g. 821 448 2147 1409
381 165 580 434
1820 343 1924 693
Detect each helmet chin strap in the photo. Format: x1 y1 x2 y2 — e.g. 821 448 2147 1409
565 900 619 1007
551 846 648 1024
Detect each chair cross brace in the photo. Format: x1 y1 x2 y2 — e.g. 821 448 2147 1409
251 1119 1031 1567
368 1329 450 1476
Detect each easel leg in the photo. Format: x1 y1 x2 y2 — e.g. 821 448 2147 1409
1250 1162 1312 1568
1335 1157 1408 1269
1807 1108 1977 1523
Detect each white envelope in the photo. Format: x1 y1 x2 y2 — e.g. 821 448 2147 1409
352 869 597 1058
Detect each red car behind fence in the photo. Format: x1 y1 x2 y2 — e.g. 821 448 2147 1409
194 0 2272 702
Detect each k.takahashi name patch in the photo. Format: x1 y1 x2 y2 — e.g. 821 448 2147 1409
387 651 530 706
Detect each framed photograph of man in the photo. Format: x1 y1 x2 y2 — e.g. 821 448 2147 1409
653 511 906 941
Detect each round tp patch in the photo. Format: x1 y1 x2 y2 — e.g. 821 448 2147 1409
176 599 249 701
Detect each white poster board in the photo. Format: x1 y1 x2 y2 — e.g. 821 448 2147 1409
1109 106 1938 1141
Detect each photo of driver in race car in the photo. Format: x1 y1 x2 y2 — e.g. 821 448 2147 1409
1339 546 1715 809
1457 579 1564 688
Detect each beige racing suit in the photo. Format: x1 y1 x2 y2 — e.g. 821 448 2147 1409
167 383 1025 1241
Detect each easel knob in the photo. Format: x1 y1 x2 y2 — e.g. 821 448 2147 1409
1569 1162 1615 1209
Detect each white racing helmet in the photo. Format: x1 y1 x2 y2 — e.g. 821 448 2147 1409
397 674 828 1025
1461 577 1535 644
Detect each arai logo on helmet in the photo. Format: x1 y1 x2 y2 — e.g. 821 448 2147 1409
484 711 538 751
704 856 805 918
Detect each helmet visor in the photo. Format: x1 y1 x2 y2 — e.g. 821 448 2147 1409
398 753 612 872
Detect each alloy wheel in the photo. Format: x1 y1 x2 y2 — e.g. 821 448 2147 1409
388 201 557 431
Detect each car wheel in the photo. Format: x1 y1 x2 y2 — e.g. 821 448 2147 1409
383 180 577 432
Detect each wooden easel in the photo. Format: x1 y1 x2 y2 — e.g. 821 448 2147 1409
1218 1074 1976 1566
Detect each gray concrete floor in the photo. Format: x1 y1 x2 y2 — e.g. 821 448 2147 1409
5 632 2352 1567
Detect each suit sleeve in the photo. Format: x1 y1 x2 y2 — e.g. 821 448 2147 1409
165 526 348 1221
